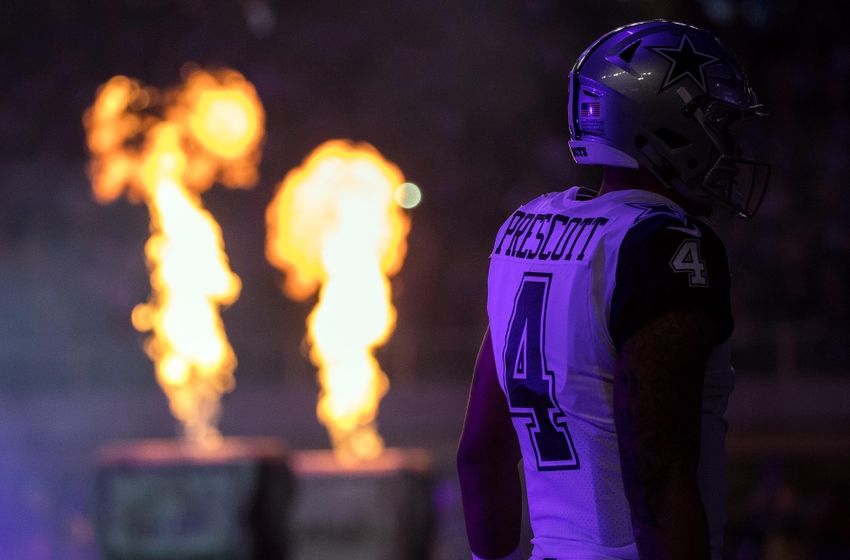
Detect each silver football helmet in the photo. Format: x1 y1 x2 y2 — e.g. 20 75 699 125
568 20 770 218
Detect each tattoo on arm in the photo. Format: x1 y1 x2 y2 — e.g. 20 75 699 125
614 306 715 555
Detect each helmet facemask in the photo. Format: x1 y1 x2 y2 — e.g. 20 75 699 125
679 89 771 219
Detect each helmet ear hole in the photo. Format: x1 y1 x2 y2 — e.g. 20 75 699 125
654 128 692 150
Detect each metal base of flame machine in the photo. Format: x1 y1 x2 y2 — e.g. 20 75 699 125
96 437 293 560
97 441 433 560
290 448 434 560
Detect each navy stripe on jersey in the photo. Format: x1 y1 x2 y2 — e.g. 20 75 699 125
609 213 733 351
493 210 609 261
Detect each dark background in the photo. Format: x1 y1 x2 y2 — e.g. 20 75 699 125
2 1 849 558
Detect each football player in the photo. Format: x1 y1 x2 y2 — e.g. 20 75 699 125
457 20 769 560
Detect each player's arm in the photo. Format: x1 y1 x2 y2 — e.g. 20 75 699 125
610 215 733 560
614 305 715 560
457 327 523 560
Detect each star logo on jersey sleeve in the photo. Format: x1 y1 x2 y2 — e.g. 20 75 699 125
626 201 703 237
648 33 719 93
626 201 689 226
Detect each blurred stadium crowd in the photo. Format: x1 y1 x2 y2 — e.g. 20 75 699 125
3 0 848 379
1 1 849 558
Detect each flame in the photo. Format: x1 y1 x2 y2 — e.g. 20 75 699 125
83 69 265 448
266 140 411 462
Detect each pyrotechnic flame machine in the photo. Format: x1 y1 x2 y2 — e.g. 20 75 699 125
265 142 432 557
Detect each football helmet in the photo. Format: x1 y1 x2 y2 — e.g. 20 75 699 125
568 20 770 218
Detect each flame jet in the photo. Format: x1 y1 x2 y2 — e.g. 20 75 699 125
266 140 411 463
84 69 265 448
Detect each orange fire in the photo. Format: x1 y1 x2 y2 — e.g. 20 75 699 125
266 140 411 462
83 68 265 448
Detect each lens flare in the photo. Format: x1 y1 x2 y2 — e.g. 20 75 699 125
394 182 422 209
266 140 411 463
83 69 265 448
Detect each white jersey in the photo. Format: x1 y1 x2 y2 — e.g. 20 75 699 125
487 187 735 560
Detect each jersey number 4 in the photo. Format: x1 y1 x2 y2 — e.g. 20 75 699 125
669 238 708 287
503 273 580 471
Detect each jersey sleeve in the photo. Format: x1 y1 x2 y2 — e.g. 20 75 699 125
609 215 733 352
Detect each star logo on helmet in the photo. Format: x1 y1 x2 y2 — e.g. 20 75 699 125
648 33 719 93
